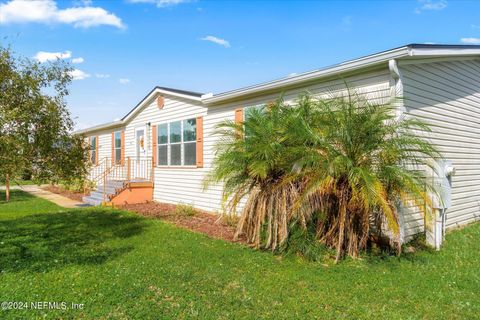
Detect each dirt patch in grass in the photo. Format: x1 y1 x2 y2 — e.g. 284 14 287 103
42 185 87 202
120 202 245 244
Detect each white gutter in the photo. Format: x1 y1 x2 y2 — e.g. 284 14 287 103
74 120 124 135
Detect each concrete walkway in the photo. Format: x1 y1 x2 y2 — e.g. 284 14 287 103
2 185 90 208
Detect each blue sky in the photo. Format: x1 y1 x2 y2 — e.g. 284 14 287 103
1 0 479 129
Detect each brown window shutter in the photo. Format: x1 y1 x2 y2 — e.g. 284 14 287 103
234 108 244 138
120 131 125 166
95 135 99 165
234 108 244 124
196 116 204 168
111 133 115 166
152 125 157 166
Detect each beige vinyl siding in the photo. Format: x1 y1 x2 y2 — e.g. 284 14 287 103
400 58 480 237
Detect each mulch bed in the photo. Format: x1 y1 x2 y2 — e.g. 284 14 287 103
42 185 87 202
119 202 246 244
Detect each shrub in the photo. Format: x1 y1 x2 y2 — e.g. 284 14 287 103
283 222 331 262
60 178 92 193
175 204 196 216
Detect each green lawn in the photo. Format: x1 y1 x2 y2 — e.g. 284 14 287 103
0 191 479 319
0 179 35 186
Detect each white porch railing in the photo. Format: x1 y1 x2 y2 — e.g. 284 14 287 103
86 157 154 200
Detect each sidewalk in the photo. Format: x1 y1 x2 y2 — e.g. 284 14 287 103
1 185 90 208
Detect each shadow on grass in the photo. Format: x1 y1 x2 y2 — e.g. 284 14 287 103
0 209 147 273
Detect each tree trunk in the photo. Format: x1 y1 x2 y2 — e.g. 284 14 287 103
5 174 10 202
335 190 347 263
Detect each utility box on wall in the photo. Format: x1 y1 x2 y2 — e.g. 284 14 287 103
427 159 455 250
432 160 454 209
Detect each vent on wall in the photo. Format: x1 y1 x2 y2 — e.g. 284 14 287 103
157 96 165 109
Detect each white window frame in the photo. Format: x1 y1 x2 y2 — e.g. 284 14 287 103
114 131 122 165
156 118 197 167
157 123 168 166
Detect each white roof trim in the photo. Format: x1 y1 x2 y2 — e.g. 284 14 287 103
74 120 124 135
203 45 480 104
203 47 410 104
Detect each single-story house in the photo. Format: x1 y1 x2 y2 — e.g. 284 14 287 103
76 43 480 247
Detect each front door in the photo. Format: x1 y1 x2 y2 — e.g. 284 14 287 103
134 127 146 178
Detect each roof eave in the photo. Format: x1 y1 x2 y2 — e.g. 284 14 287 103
203 45 480 105
203 46 411 105
73 120 125 135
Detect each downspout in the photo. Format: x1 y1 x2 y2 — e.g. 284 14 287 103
388 59 406 121
388 59 406 244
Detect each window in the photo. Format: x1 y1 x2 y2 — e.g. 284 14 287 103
114 131 122 165
90 136 97 165
156 118 196 166
157 124 168 165
183 118 196 165
170 121 182 165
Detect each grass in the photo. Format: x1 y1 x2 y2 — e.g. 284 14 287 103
0 179 35 187
0 190 479 319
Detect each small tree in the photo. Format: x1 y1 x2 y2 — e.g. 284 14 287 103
0 46 89 201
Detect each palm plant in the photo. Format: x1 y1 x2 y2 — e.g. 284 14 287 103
207 91 439 262
206 100 302 250
287 92 439 261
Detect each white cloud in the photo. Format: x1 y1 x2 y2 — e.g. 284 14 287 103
200 35 230 48
460 38 480 45
34 50 72 62
95 73 110 78
71 57 84 64
0 0 125 29
73 0 93 6
128 0 190 8
69 69 90 80
414 0 447 14
119 78 130 84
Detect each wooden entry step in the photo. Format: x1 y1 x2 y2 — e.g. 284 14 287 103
109 181 154 206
